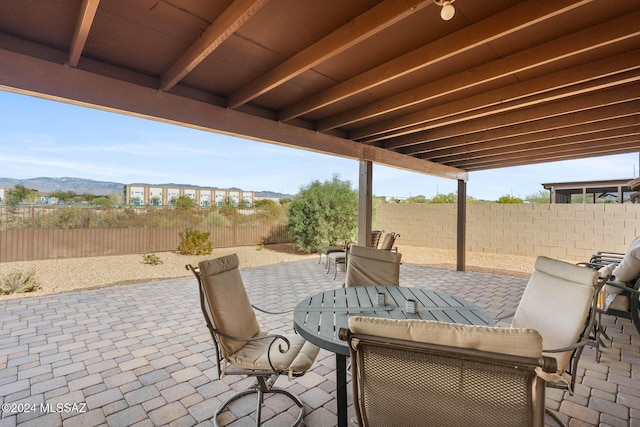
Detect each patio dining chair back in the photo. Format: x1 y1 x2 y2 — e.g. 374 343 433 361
510 256 607 395
340 316 555 427
344 245 402 287
378 232 399 251
186 254 319 427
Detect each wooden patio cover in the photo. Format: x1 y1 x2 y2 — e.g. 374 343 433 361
0 0 638 268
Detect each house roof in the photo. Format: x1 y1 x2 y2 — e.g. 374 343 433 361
0 0 638 181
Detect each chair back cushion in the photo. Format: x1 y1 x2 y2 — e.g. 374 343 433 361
347 317 545 427
378 232 399 250
348 316 542 358
612 236 640 282
345 245 402 287
198 254 260 356
511 256 597 372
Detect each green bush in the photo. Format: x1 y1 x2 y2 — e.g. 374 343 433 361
178 228 213 255
142 253 163 265
287 176 358 253
0 268 41 294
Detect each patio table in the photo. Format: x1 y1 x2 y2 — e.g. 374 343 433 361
293 285 493 427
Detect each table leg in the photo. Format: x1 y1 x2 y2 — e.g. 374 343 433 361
336 354 348 427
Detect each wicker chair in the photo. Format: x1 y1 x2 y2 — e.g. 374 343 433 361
340 316 556 427
344 245 402 288
186 254 319 427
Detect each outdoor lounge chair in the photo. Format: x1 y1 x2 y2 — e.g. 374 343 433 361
344 244 402 287
186 254 319 427
498 256 612 425
339 316 556 427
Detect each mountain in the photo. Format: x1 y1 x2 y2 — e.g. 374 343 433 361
0 177 293 199
0 177 123 195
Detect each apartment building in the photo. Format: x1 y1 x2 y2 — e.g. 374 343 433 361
124 185 254 207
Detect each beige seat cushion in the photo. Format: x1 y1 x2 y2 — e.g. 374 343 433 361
511 256 597 375
228 332 319 373
199 254 260 357
612 236 640 282
348 316 542 359
345 245 402 287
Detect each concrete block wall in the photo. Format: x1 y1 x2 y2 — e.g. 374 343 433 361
375 203 640 262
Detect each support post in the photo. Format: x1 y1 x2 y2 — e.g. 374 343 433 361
358 160 373 247
457 179 466 271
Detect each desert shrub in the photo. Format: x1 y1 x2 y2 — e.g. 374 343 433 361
142 253 163 265
0 268 41 294
178 228 213 255
287 176 358 253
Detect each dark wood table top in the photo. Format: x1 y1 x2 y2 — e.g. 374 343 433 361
293 285 494 355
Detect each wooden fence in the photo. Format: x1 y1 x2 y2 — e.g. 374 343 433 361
0 206 289 262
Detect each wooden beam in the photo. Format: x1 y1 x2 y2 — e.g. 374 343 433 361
423 116 640 161
358 161 373 247
227 0 434 109
68 0 100 67
442 127 640 167
456 180 466 272
0 47 467 182
382 84 640 151
363 49 640 146
161 0 269 91
459 136 640 170
279 0 591 122
331 11 640 135
399 101 639 155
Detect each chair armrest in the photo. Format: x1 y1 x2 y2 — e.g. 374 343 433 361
252 305 293 315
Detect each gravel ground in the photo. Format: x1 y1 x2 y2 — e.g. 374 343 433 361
0 243 537 300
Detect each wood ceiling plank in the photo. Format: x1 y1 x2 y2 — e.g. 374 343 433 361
226 0 434 109
415 112 640 159
381 83 640 150
461 138 640 171
359 49 640 145
68 0 100 67
279 0 591 122
429 121 640 162
161 0 268 91
329 10 640 135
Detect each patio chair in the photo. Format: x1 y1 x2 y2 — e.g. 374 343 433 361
344 244 402 287
339 316 556 427
581 236 640 340
499 256 611 425
186 254 320 427
326 230 384 279
378 232 400 251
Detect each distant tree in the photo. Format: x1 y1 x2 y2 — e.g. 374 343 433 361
497 194 524 204
254 199 286 222
91 196 113 208
525 190 550 204
49 190 77 204
287 176 358 253
404 195 429 203
431 192 457 203
175 195 196 208
5 185 37 206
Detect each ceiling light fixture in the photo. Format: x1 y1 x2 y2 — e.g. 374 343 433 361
434 0 455 21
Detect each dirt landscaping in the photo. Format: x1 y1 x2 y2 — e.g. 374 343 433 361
0 243 538 300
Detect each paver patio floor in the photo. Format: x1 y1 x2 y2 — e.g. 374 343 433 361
1 258 639 426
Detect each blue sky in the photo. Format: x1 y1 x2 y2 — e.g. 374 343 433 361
1 90 638 200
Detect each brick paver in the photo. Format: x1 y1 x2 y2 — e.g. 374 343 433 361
1 258 639 426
